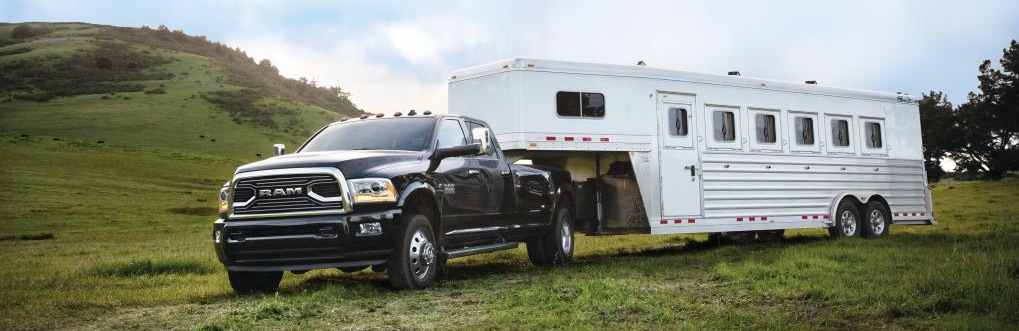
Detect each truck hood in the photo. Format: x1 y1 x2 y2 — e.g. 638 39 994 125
235 150 426 179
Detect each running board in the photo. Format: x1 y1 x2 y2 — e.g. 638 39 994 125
445 242 519 259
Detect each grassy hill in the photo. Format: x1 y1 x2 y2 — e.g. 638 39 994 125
0 22 363 159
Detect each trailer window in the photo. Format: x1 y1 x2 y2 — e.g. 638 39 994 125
865 122 883 148
668 107 688 136
755 113 777 143
556 91 605 118
713 110 736 142
831 119 850 147
436 119 467 149
795 117 815 145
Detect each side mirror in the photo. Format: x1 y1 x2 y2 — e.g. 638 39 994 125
471 127 490 155
427 143 481 172
273 143 286 156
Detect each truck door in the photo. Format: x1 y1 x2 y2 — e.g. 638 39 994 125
658 93 703 218
466 121 513 218
434 118 503 243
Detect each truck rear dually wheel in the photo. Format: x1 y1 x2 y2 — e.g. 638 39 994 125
527 205 574 266
388 213 439 290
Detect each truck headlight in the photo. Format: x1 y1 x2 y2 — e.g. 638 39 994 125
349 178 397 203
218 182 230 218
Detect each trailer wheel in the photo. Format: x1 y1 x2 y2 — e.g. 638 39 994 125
388 213 439 290
861 200 890 238
728 232 755 245
228 270 283 295
527 206 574 266
829 199 862 238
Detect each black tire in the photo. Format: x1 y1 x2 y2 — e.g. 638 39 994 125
757 229 785 242
387 213 439 290
861 200 890 238
228 270 283 295
829 199 862 238
527 205 574 266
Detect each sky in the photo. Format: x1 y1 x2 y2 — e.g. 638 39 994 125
2 0 1018 114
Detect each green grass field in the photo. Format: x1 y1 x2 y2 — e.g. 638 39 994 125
2 22 1018 331
1 132 1017 330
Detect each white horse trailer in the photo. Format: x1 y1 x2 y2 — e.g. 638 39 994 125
449 58 935 238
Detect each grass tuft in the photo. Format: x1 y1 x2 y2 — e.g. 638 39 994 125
89 259 215 277
167 206 217 216
0 233 54 241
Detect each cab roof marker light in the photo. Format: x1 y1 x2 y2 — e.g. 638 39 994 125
423 110 432 115
376 113 384 118
359 114 369 119
408 109 417 116
394 112 402 117
340 117 349 122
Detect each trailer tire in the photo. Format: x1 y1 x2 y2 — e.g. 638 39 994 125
228 270 283 295
829 199 862 238
728 232 755 245
861 200 890 238
387 214 439 290
527 206 574 266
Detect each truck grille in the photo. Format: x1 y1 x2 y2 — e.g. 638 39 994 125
231 173 345 217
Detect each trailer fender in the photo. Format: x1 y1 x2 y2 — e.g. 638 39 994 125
827 192 879 226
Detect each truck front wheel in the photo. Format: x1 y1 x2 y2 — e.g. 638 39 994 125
527 206 574 266
388 213 439 290
228 270 283 295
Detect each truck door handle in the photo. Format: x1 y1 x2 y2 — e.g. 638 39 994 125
684 165 696 176
500 170 511 176
467 169 480 176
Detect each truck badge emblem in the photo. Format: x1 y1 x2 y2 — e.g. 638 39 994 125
258 187 303 198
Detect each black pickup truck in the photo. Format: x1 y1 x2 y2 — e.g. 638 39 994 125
213 112 574 293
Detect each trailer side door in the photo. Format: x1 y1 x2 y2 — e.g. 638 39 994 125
657 93 703 218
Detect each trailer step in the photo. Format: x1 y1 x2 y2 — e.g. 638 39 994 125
445 242 519 259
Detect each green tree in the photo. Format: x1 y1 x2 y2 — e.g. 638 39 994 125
919 91 958 181
953 39 1019 180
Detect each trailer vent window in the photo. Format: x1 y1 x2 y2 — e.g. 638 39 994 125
831 119 850 147
866 122 883 148
556 91 605 118
755 114 777 143
669 107 688 136
795 117 815 145
713 110 736 142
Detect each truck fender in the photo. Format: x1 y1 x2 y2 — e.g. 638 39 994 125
397 182 437 207
827 191 880 225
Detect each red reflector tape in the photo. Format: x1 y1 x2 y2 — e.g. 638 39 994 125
920 212 926 216
688 218 695 223
749 217 756 221
823 215 830 220
812 215 819 219
660 220 667 225
564 136 575 141
893 213 898 217
673 219 681 224
582 137 592 142
801 215 808 220
911 213 917 216
761 216 768 221
600 137 610 142
545 136 556 141
736 217 744 222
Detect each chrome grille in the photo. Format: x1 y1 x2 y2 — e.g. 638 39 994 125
231 173 345 217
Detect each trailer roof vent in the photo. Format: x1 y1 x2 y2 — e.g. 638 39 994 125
728 71 741 76
805 80 818 85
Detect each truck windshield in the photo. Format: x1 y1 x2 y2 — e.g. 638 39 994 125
300 117 436 152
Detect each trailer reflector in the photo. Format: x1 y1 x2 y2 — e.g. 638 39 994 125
736 217 744 222
660 220 668 225
600 137 610 142
761 216 768 221
801 215 808 220
582 137 592 142
749 217 756 221
545 136 556 141
823 215 830 219
564 136 575 141
812 215 819 219
688 219 695 223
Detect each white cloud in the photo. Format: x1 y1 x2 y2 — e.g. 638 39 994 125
384 23 442 65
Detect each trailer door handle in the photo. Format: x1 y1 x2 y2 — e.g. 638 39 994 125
684 165 696 176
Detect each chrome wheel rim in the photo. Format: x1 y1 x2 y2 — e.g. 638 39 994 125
869 209 886 234
408 229 434 280
840 210 857 236
560 220 572 255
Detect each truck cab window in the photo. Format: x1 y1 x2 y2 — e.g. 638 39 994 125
713 110 736 142
668 107 688 136
755 113 776 143
831 119 850 147
436 119 467 149
795 117 815 145
556 91 605 118
468 121 498 158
